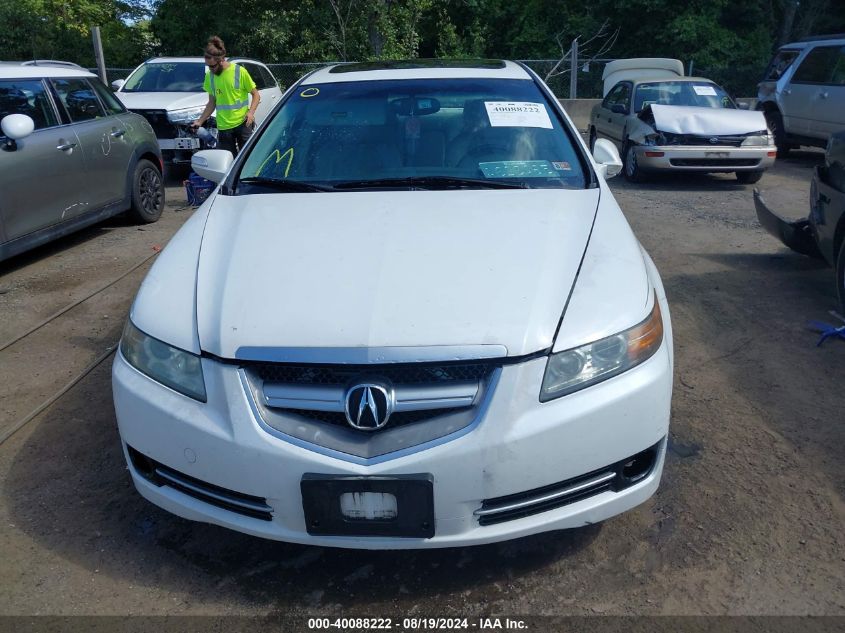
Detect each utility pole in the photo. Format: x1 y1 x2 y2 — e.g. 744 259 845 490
569 38 579 99
92 26 107 84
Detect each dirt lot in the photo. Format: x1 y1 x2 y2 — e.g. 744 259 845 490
0 155 843 620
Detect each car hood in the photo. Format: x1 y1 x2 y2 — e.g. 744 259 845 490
646 104 768 136
115 91 206 112
195 189 601 360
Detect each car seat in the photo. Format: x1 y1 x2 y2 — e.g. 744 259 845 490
446 99 491 166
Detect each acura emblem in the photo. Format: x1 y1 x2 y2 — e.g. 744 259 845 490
709 137 719 144
344 383 394 431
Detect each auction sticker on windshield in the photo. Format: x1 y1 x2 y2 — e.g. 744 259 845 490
693 85 717 96
485 101 553 129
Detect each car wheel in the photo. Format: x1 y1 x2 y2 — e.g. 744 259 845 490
588 127 597 152
622 141 645 183
130 159 164 223
736 171 763 184
765 109 791 158
836 239 845 313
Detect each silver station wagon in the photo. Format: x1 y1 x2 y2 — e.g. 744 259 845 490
0 65 164 262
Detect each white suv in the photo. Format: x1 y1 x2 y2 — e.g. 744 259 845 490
757 35 845 156
113 57 283 164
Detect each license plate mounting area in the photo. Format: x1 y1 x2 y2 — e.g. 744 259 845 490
301 474 434 538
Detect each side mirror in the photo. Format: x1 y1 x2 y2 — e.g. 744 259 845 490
736 101 750 110
610 104 627 115
592 138 623 179
1 114 35 150
192 149 233 183
111 79 125 91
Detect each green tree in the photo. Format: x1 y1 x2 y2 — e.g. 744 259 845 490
0 0 151 67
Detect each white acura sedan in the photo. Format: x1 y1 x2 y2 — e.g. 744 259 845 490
112 60 673 549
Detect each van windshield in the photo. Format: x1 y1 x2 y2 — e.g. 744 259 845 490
238 78 587 191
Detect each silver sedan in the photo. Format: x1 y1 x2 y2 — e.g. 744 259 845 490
589 77 776 183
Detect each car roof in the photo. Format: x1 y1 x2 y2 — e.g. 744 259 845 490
781 36 845 49
0 59 85 69
301 59 532 84
0 65 96 79
142 57 267 65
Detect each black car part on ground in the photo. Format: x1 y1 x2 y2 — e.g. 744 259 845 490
754 130 845 310
753 189 824 259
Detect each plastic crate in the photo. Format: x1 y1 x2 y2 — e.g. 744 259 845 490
184 172 216 206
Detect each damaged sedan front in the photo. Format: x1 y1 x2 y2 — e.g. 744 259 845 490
590 78 776 183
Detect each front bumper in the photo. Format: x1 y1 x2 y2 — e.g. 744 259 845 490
753 189 823 259
112 334 672 549
635 145 776 172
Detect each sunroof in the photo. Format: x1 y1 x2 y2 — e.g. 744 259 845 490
328 59 507 73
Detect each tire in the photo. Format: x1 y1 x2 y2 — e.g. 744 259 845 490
588 126 597 152
129 159 164 224
764 109 792 158
622 141 645 183
736 171 764 184
836 239 845 313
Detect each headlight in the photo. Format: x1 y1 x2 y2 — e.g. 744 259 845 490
167 106 206 124
540 295 664 402
120 320 207 402
742 134 775 147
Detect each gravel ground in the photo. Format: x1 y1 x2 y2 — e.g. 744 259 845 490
0 155 842 620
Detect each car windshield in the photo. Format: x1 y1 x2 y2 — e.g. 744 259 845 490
238 78 587 191
122 62 205 92
763 49 801 81
633 81 735 112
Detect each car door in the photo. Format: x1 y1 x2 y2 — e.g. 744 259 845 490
50 77 135 216
593 82 631 149
799 44 845 139
783 45 841 138
0 78 87 242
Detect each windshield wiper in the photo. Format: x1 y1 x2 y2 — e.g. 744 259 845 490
238 177 334 193
334 176 529 190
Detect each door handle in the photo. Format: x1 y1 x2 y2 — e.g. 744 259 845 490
110 129 126 137
56 141 77 151
819 92 829 99
783 89 792 95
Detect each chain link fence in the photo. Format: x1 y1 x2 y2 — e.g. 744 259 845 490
95 59 765 99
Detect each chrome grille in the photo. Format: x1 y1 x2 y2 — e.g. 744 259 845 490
252 361 494 385
241 360 502 459
662 132 752 147
284 407 470 428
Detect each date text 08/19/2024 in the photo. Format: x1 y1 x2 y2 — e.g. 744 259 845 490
307 617 528 630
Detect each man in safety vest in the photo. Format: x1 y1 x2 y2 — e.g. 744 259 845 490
191 35 260 155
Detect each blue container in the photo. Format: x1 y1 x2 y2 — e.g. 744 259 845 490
184 172 216 206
